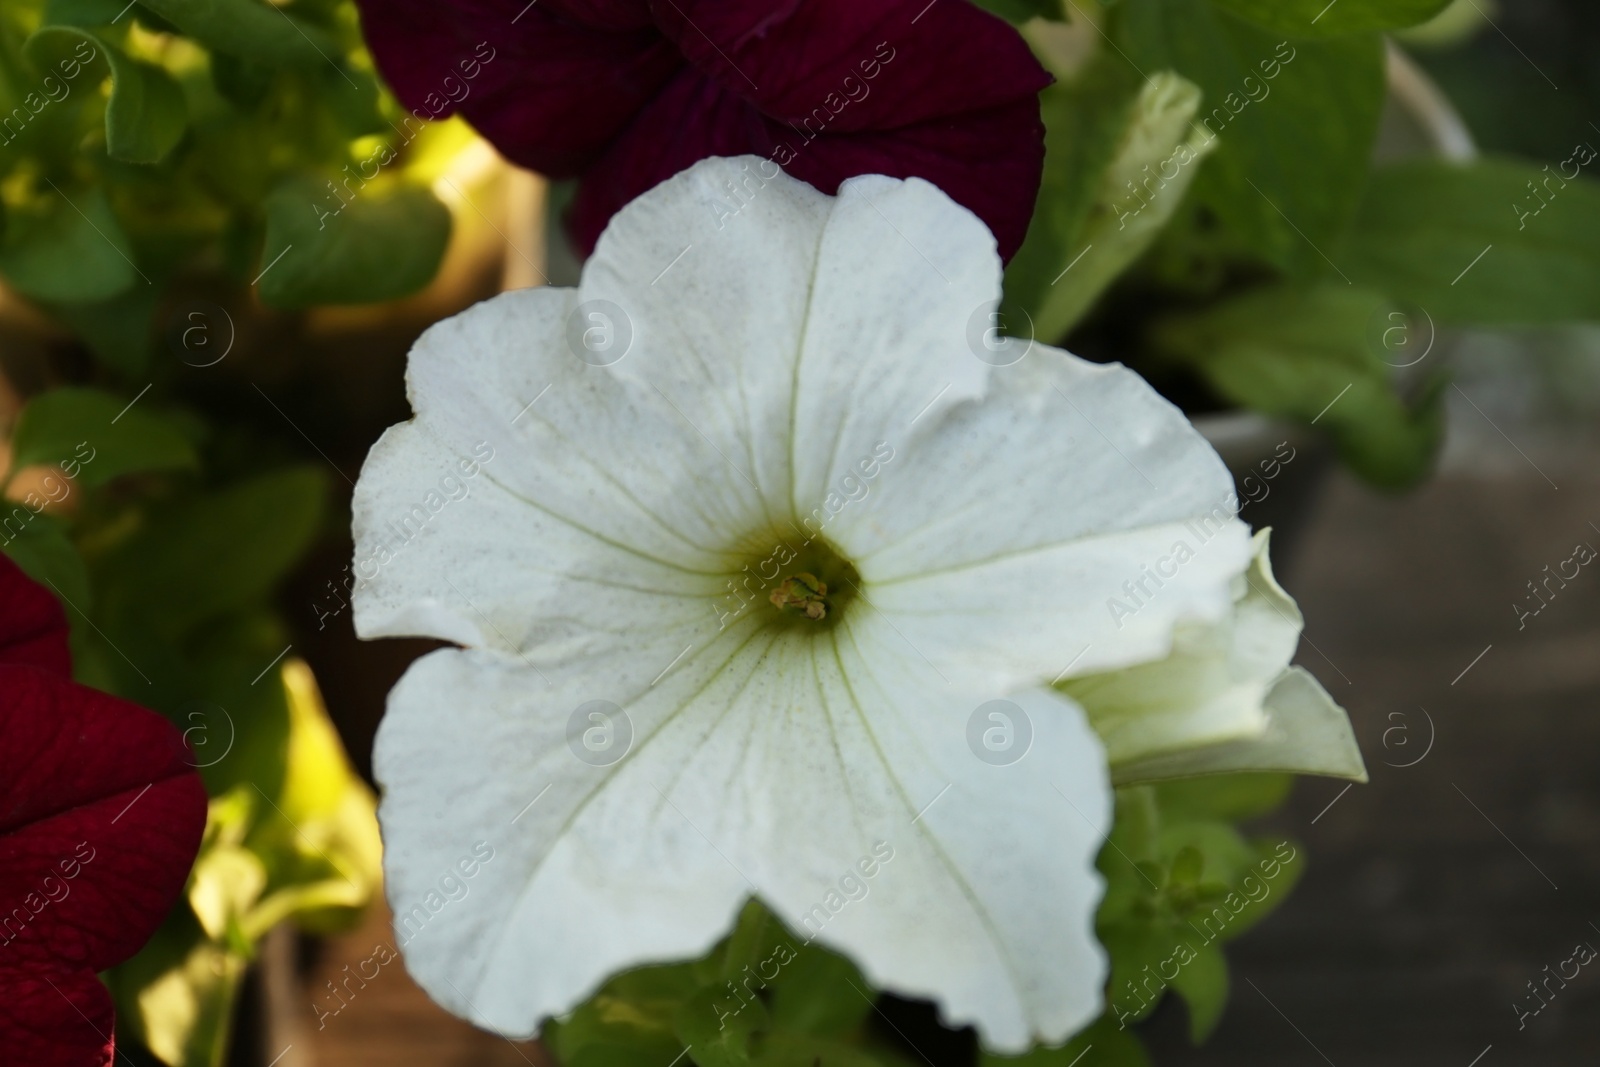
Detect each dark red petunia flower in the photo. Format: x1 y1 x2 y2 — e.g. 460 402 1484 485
355 0 1051 259
0 554 207 1067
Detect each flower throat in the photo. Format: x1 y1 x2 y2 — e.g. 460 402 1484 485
716 533 861 632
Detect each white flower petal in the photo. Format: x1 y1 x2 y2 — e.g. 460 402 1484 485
1230 531 1304 680
785 172 992 510
351 285 761 648
1062 530 1302 771
855 353 1252 688
374 644 748 1038
351 402 729 661
815 622 1111 1050
376 616 1110 1053
1108 666 1369 783
580 157 835 523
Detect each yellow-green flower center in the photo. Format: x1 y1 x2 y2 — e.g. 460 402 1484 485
716 529 861 632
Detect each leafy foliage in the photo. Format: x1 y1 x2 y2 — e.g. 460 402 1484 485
543 779 1303 1066
1 378 380 1066
547 900 917 1067
1005 0 1599 494
26 25 187 163
7 386 198 487
0 1 432 1059
1210 0 1454 37
0 188 140 303
0 0 451 338
970 0 1064 23
1340 158 1600 325
258 177 452 308
1150 285 1445 487
1004 61 1215 341
1093 776 1303 1047
1112 0 1386 276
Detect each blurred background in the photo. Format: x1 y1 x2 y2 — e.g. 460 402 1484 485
1 0 1597 1063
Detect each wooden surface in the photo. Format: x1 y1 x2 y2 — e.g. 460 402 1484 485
1141 457 1600 1065
296 435 1600 1066
299 903 550 1067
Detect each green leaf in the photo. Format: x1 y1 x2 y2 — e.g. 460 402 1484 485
9 387 198 488
1167 939 1229 1042
1169 845 1204 889
257 178 452 308
1340 157 1600 325
676 982 766 1067
97 466 326 637
721 899 775 982
547 965 695 1067
970 0 1062 23
1099 915 1186 1028
1210 0 1452 36
104 899 249 1067
1092 781 1305 1049
1006 61 1217 341
1005 56 1142 340
0 513 90 612
753 1032 898 1067
765 944 872 1039
1152 774 1293 822
0 187 138 302
1112 1 1384 274
1149 284 1443 487
243 660 381 936
1222 836 1306 941
568 1047 681 1067
42 0 134 25
47 286 160 375
26 27 186 163
317 58 386 137
133 0 342 68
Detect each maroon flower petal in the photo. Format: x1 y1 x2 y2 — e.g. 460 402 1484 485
0 555 71 676
0 666 206 968
648 0 1050 133
0 968 115 1067
0 555 207 1066
542 0 655 30
358 0 1049 260
567 69 1045 259
567 69 765 250
354 0 682 176
778 97 1047 264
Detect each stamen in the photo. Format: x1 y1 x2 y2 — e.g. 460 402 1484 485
769 572 829 620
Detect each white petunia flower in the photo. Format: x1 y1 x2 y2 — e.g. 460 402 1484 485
1063 529 1368 786
352 156 1256 1052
